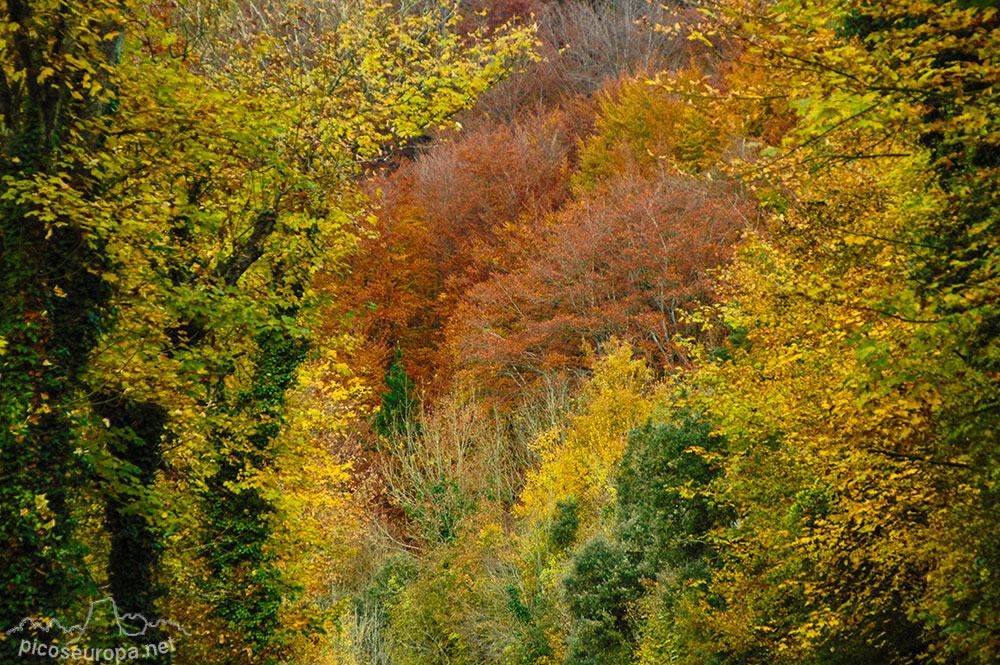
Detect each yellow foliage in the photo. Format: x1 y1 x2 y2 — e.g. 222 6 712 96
575 68 728 190
518 340 652 523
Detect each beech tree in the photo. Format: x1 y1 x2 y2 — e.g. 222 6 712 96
672 1 1000 663
1 0 534 660
449 168 753 389
1 0 123 633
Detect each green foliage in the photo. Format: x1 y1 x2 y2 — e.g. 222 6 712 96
362 554 419 616
563 536 645 665
551 410 732 665
202 327 310 663
549 498 580 552
372 350 421 438
616 413 729 579
785 483 831 531
505 584 533 624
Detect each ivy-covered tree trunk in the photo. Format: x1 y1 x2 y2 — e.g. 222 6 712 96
90 395 170 660
203 327 309 664
0 0 120 630
0 215 107 626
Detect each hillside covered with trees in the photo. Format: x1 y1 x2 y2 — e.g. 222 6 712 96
2 0 998 664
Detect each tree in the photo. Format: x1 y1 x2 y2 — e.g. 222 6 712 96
1 0 123 633
616 412 730 581
372 350 422 438
664 1 1000 662
563 536 645 665
1 0 535 660
449 166 753 390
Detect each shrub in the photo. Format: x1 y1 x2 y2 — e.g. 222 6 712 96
563 535 645 665
549 497 580 552
616 412 731 578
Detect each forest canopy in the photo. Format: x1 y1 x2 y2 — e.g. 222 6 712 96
2 0 998 664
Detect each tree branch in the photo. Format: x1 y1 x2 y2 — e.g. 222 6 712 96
869 448 970 470
220 208 277 286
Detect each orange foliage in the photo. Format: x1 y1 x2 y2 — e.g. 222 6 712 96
447 168 757 389
329 103 594 399
324 1 740 406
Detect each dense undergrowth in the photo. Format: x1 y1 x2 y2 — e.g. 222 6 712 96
318 1 1000 664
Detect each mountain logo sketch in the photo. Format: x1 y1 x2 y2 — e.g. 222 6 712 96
5 597 189 644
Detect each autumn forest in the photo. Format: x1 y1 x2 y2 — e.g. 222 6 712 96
2 0 999 664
